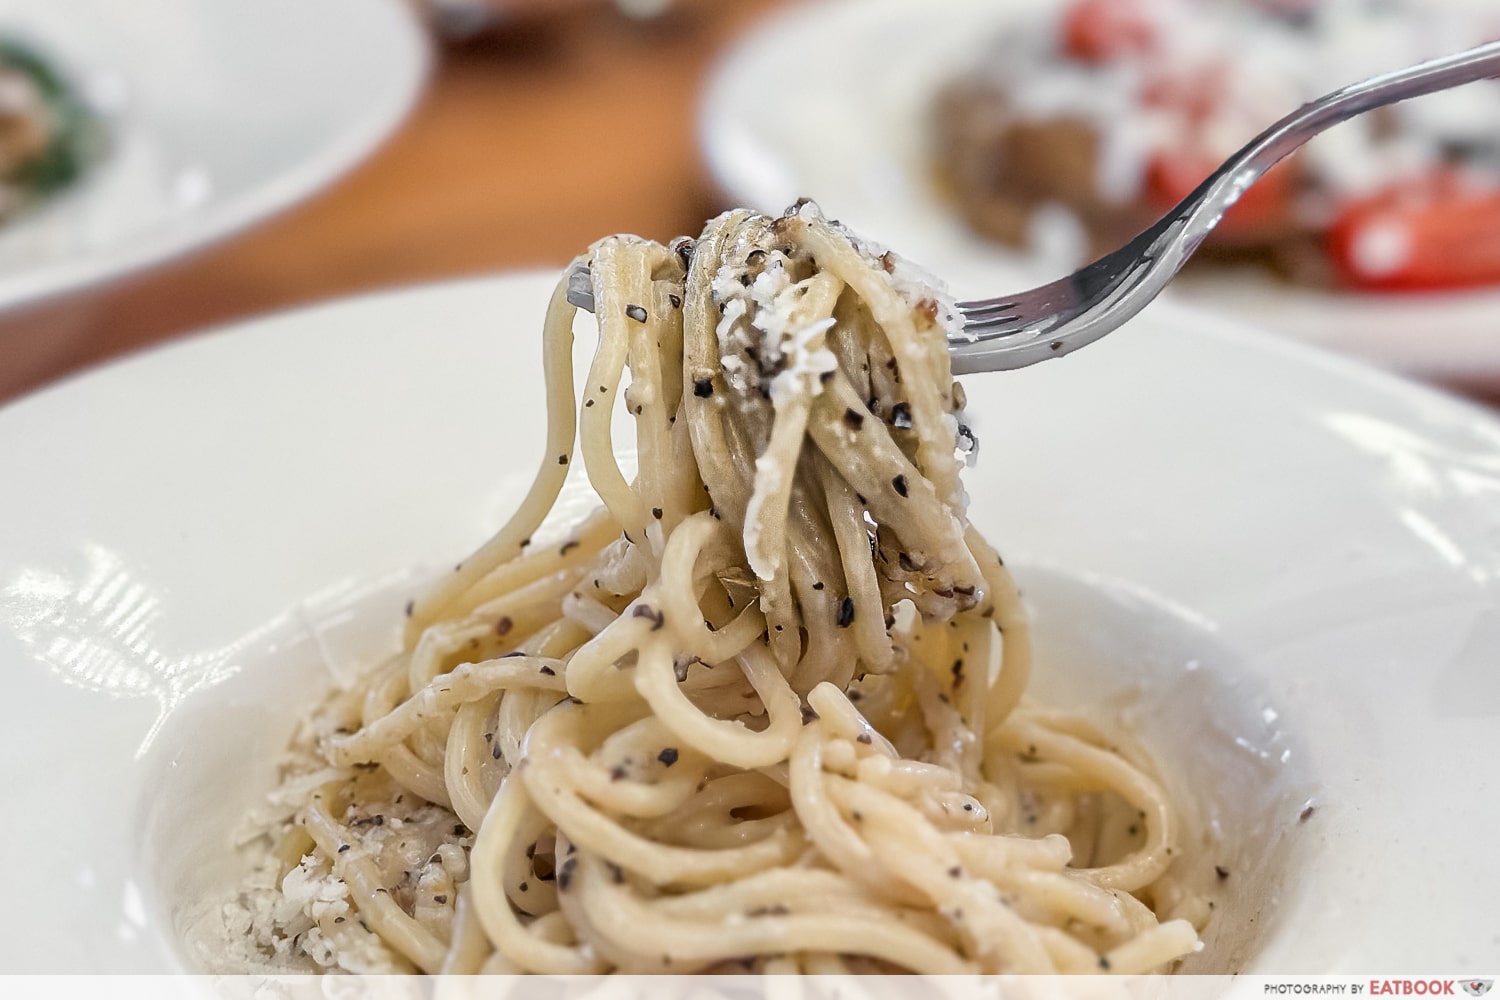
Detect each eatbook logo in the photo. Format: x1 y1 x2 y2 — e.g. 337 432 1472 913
1461 983 1493 997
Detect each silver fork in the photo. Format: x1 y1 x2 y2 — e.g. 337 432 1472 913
565 40 1500 375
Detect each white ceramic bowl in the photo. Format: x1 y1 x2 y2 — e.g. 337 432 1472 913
701 0 1500 384
0 274 1496 971
0 0 428 311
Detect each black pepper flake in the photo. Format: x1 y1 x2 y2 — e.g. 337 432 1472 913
608 863 625 884
338 844 350 853
837 597 855 628
625 304 648 323
947 866 961 878
951 659 964 680
812 581 824 591
403 599 414 617
539 665 555 676
747 904 791 917
819 370 835 385
856 733 872 745
334 916 345 923
1215 865 1230 880
962 802 973 812
892 474 909 497
657 747 679 767
851 811 863 823
632 604 666 631
1050 340 1063 351
1098 956 1112 970
519 881 529 892
801 705 820 724
1300 804 1316 822
693 377 714 398
585 399 594 408
609 764 628 782
557 454 569 466
433 894 448 904
843 408 865 430
496 617 513 636
560 540 579 555
491 743 504 760
652 507 663 519
891 402 912 429
557 857 577 891
669 294 682 309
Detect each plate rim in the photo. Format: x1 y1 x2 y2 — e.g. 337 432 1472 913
0 0 431 314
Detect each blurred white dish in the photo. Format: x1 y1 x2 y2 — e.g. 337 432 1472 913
0 0 427 311
0 272 1498 970
701 0 1500 384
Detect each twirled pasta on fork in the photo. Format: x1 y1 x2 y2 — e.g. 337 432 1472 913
225 204 1205 975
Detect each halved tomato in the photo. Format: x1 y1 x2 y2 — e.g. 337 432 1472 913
1326 177 1500 291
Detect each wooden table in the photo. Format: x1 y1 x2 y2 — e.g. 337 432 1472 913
0 0 794 403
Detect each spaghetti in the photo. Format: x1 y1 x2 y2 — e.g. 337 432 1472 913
229 204 1205 974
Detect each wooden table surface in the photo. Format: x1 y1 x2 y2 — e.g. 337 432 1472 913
0 0 794 403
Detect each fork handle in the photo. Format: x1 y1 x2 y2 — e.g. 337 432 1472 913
1178 40 1500 256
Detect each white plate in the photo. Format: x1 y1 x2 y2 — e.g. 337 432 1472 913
2 273 1499 972
0 0 427 311
701 0 1500 385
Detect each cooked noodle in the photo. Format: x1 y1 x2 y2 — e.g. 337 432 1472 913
230 204 1204 975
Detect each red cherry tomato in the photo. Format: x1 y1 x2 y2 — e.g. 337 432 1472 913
1146 153 1296 244
1326 179 1500 291
1061 0 1157 63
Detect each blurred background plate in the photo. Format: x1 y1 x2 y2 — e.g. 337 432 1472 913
700 0 1500 386
0 0 427 312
